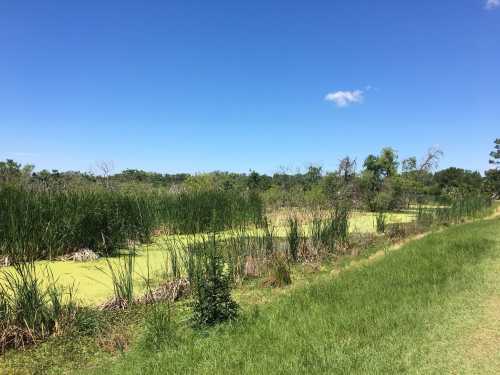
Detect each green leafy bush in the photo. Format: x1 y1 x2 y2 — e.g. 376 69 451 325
190 237 239 327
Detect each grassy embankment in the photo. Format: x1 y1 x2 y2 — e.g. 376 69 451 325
89 217 500 374
2 211 499 374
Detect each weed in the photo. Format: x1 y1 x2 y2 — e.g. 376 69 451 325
264 253 292 288
0 262 77 352
140 302 177 351
98 251 135 309
376 212 387 233
287 216 301 262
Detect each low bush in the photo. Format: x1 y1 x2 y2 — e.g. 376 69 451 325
190 236 239 327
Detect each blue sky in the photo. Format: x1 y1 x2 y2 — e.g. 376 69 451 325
1 1 499 175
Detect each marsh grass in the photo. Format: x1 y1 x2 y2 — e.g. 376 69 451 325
98 252 135 309
308 206 350 254
140 302 177 351
262 217 275 257
417 195 492 229
375 212 387 233
286 216 300 262
264 252 292 287
0 262 77 352
0 186 263 261
223 229 253 283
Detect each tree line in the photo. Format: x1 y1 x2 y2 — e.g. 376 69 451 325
1 139 499 211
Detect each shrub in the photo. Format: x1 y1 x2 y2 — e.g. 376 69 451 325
190 236 239 327
73 307 102 336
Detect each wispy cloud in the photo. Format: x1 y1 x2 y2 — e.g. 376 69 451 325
485 0 500 9
324 89 364 107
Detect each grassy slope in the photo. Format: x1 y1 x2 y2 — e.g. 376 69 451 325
2 216 497 374
85 217 500 374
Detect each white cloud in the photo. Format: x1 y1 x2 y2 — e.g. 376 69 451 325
486 0 500 9
324 89 364 107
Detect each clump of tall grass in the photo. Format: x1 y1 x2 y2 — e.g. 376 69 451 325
435 195 492 224
263 253 292 288
375 212 387 233
416 206 435 229
286 216 301 262
417 195 492 229
140 302 177 351
0 262 78 352
156 190 263 234
310 206 350 254
310 215 324 251
98 251 135 309
262 217 275 257
223 229 254 283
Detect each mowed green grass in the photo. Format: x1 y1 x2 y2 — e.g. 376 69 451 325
87 217 500 374
2 211 412 306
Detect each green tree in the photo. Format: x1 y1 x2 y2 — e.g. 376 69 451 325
485 138 500 198
0 159 21 183
304 165 323 190
361 148 399 211
489 138 500 169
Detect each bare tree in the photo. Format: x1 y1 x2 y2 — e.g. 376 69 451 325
338 156 357 182
418 147 443 173
94 160 114 189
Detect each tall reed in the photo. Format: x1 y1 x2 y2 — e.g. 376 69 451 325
0 262 77 352
286 217 300 262
0 185 263 261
